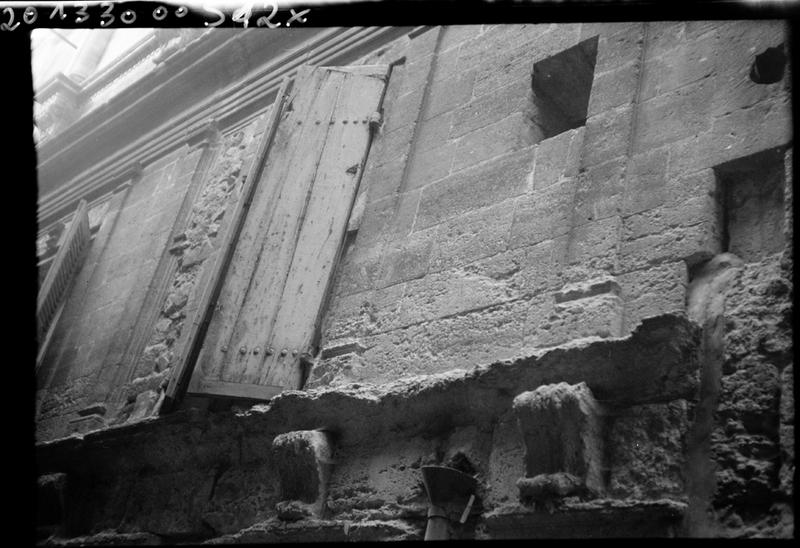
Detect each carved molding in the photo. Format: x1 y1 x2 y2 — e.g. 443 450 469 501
36 27 416 230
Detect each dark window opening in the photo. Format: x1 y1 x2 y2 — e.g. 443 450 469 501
715 147 787 263
750 44 786 84
530 35 598 141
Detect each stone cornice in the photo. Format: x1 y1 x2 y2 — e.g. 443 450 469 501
37 26 413 229
37 73 83 104
80 31 161 95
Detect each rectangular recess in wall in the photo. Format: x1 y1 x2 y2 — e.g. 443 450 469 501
714 146 786 262
530 35 598 141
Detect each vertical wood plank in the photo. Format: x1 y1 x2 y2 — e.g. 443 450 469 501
230 69 348 385
166 78 292 403
258 66 389 389
192 69 340 384
185 65 389 400
37 200 90 343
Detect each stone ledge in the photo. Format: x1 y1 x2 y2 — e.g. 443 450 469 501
479 499 687 538
41 531 162 546
37 314 700 474
204 517 422 543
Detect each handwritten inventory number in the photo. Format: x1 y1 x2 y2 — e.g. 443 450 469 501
0 2 309 31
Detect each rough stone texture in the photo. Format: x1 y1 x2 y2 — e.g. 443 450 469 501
607 400 691 499
110 116 267 424
36 146 196 442
272 430 334 518
517 472 586 504
513 382 605 496
525 290 624 349
38 473 68 541
317 22 791 397
37 314 699 542
716 147 786 263
479 499 687 538
707 253 793 537
42 531 163 546
36 21 794 541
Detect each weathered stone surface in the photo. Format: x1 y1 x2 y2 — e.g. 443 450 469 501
450 113 537 173
686 253 744 325
587 59 640 116
622 147 671 216
471 24 582 99
42 531 163 546
377 227 436 288
35 314 700 542
517 473 586 504
706 253 793 536
422 69 476 122
582 104 633 168
429 199 516 273
514 382 605 494
345 519 422 541
778 365 793 498
36 22 794 541
510 178 575 249
415 146 534 230
619 261 687 332
634 77 715 153
101 116 266 429
531 126 584 191
479 499 686 539
449 77 529 140
207 518 348 544
275 500 314 522
405 139 454 192
717 148 787 263
640 33 715 101
525 292 624 349
127 390 161 423
619 221 721 273
272 430 334 516
38 473 68 538
607 400 691 499
321 283 405 342
554 276 620 303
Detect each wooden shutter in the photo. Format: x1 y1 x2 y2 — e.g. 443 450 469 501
185 65 389 400
37 200 91 344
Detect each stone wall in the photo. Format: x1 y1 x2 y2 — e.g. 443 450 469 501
311 21 792 388
36 112 269 441
35 22 793 540
37 314 703 542
108 114 268 428
37 145 204 440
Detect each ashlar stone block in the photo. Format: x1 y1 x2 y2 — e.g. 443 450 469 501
513 382 605 503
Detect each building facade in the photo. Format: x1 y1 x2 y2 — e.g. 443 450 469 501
36 22 793 540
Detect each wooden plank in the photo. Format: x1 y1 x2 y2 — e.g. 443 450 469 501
191 379 284 401
37 200 90 343
186 65 388 401
166 77 292 404
229 68 349 385
185 76 314 386
257 65 390 390
35 299 66 373
192 67 341 386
